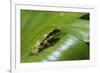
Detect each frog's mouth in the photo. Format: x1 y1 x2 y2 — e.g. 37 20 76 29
30 29 61 55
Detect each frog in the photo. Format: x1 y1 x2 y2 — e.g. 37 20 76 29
30 29 61 55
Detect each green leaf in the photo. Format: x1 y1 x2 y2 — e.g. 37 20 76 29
62 19 89 42
21 10 89 63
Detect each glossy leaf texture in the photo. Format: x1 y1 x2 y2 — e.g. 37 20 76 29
21 10 89 63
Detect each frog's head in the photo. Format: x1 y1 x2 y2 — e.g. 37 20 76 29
29 45 39 55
